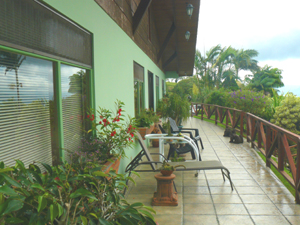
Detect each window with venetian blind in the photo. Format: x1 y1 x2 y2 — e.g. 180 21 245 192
134 62 144 116
0 0 92 166
0 50 54 167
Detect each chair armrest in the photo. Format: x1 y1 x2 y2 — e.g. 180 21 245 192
180 128 199 136
150 153 167 160
138 161 163 165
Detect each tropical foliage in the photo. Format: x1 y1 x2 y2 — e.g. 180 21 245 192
0 159 156 224
271 94 300 134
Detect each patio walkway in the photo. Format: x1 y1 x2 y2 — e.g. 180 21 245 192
125 117 300 225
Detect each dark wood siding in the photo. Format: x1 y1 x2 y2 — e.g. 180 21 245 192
95 0 161 69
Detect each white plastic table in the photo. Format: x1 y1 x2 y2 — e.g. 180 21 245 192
144 133 200 162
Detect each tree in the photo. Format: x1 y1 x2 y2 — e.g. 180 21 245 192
194 45 221 89
248 65 284 95
212 46 235 89
231 48 259 78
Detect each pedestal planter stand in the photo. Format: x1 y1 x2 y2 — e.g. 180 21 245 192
152 174 178 206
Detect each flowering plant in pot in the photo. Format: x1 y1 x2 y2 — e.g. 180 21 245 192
84 100 136 165
0 158 157 224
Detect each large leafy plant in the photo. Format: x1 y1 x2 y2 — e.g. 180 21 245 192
135 108 159 127
86 100 136 161
0 159 156 224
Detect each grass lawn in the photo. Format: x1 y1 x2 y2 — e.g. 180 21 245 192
194 115 295 197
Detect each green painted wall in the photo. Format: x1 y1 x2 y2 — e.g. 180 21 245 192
44 0 167 173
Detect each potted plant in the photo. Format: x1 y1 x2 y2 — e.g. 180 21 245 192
157 93 190 133
151 121 162 147
158 160 186 176
136 108 159 139
82 100 136 172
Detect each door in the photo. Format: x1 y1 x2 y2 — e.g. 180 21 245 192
148 71 154 110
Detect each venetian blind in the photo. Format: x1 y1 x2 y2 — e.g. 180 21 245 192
61 64 84 161
0 50 53 167
134 62 144 82
0 0 92 68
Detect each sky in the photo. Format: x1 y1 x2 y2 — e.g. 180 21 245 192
196 0 300 95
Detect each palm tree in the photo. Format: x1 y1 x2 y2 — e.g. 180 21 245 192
0 51 26 102
212 46 235 89
231 48 259 78
194 45 221 89
248 65 284 95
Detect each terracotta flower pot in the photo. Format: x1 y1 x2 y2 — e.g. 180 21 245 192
160 170 173 176
137 124 155 140
152 139 159 147
102 156 121 174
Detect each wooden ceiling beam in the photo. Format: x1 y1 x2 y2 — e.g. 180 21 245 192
162 51 177 69
132 0 152 35
157 22 175 63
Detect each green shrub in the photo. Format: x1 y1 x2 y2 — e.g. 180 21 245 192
0 159 156 224
205 89 230 107
271 94 300 134
225 89 272 120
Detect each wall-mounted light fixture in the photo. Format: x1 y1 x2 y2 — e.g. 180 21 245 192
185 31 190 41
186 3 194 18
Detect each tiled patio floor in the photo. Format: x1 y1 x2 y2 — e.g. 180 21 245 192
125 118 300 225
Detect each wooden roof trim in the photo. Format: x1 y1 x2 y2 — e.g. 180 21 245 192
132 0 152 35
157 22 175 63
163 51 177 69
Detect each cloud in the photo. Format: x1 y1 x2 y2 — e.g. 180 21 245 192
250 30 300 61
196 0 300 55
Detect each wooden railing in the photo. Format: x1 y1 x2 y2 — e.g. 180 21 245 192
191 103 300 203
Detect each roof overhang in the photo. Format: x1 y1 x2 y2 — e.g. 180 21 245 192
152 0 200 76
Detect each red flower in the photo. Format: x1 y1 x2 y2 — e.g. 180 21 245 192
129 138 131 141
103 119 107 123
130 133 134 138
118 108 122 113
99 121 102 124
90 114 95 121
87 115 90 118
55 177 60 181
100 115 103 119
111 131 116 137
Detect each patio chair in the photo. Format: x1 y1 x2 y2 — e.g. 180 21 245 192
169 117 204 150
124 132 233 193
158 124 200 161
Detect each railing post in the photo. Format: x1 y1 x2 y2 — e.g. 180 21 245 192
215 106 218 125
208 105 211 118
233 110 236 129
246 114 250 142
266 126 271 168
278 132 284 171
251 118 255 148
295 139 300 204
258 121 262 149
240 112 244 137
226 109 229 127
